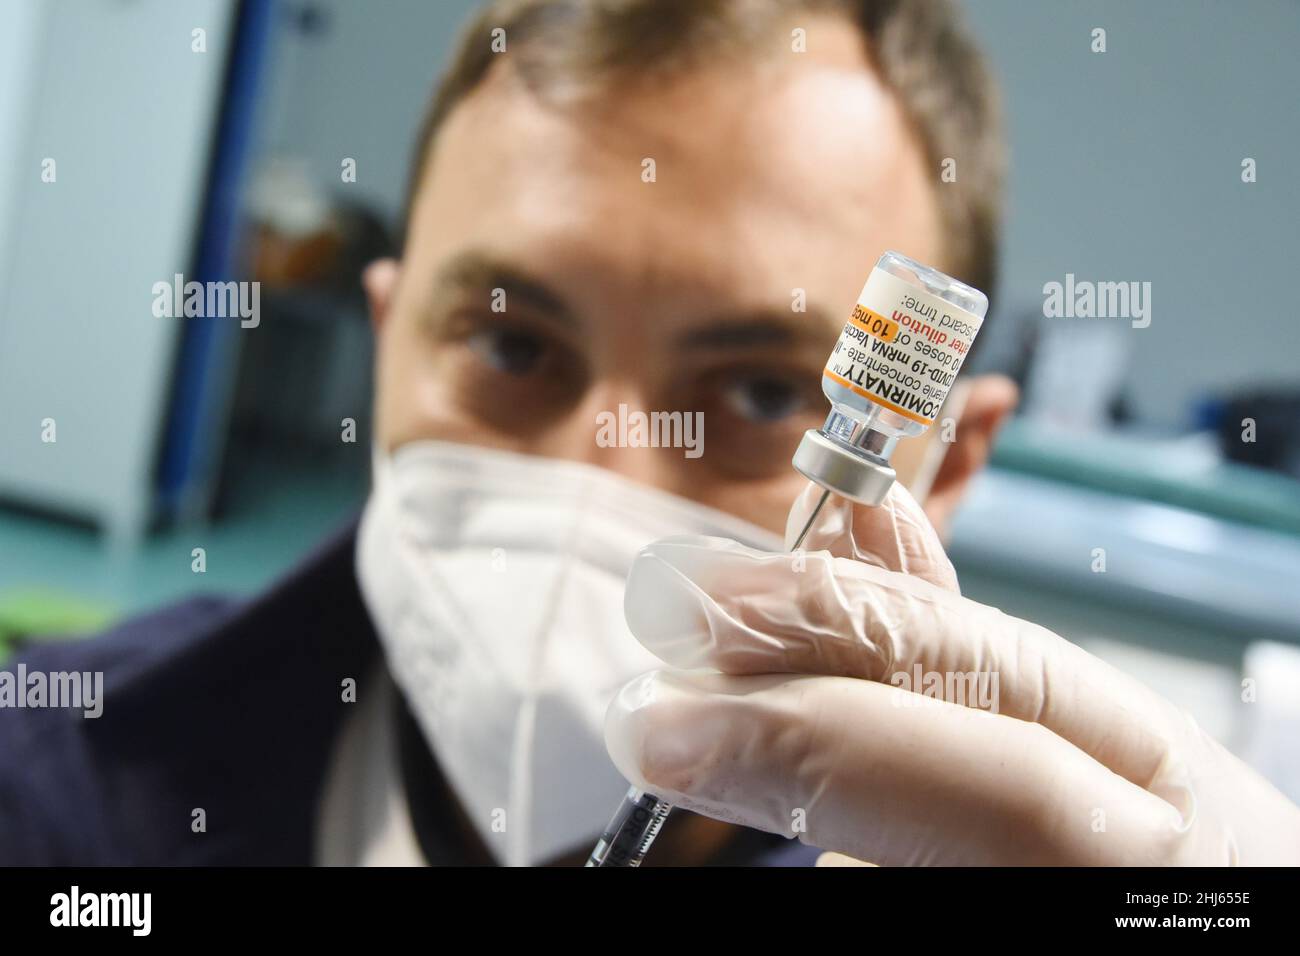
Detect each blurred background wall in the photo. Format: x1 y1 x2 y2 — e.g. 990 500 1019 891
253 0 479 226
971 0 1299 426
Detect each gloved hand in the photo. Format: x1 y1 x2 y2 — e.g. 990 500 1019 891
606 482 1300 865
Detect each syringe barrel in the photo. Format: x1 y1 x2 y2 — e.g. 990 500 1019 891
585 787 673 867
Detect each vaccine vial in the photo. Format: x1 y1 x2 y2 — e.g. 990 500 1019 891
793 251 988 505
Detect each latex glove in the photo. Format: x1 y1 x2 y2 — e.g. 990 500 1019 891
606 484 1300 865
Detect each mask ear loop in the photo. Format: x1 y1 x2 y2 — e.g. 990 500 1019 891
504 479 592 866
369 443 392 490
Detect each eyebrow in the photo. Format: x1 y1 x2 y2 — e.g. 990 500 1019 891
430 250 576 327
429 249 837 350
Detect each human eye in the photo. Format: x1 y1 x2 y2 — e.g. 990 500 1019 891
465 323 551 377
719 370 811 423
432 309 589 431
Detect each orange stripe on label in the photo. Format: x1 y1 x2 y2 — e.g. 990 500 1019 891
823 369 935 425
847 305 899 343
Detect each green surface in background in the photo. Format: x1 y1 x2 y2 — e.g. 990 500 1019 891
0 588 118 662
0 458 366 660
992 420 1300 536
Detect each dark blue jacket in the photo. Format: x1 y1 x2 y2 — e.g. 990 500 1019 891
0 523 818 866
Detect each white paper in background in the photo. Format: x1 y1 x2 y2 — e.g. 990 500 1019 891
1021 323 1130 431
1238 642 1300 805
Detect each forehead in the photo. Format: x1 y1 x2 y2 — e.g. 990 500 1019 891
408 18 940 310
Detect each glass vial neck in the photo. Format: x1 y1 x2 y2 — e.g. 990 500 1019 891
822 408 899 463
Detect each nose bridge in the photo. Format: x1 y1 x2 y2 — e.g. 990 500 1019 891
537 381 680 489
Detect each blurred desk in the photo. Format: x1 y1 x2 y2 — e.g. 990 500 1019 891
950 467 1300 646
949 463 1300 750
989 419 1300 536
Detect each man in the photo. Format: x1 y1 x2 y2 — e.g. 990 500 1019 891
0 0 1018 865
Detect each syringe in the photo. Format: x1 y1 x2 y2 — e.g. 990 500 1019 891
586 251 986 867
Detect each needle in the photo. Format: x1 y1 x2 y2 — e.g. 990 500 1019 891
791 488 831 551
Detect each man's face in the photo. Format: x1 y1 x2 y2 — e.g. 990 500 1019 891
371 18 943 533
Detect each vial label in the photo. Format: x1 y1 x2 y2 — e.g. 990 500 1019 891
824 267 983 425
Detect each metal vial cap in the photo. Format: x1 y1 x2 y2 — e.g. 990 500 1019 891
792 428 896 506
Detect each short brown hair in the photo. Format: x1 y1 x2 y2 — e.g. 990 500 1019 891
407 0 1004 294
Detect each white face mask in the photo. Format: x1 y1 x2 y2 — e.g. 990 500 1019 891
355 441 782 866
